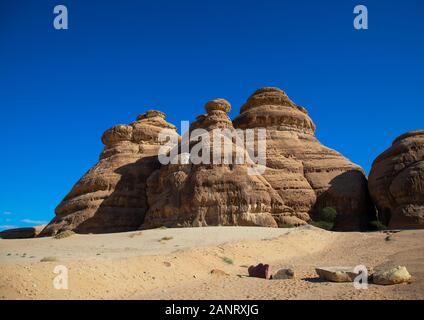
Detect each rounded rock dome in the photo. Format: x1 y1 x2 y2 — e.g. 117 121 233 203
204 98 231 114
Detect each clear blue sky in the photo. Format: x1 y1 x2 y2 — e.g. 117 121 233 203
1 0 423 230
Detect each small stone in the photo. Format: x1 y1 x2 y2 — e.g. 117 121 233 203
272 268 295 280
248 263 272 280
210 269 229 277
315 267 361 282
372 266 412 285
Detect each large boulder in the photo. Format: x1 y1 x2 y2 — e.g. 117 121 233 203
368 130 424 229
315 266 361 282
0 225 46 239
39 111 178 236
372 266 412 285
233 87 375 230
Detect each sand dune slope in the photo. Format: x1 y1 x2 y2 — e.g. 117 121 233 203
0 226 423 300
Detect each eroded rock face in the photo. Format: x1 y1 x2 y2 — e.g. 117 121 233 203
39 87 378 235
233 87 375 230
40 111 178 236
143 99 290 229
368 130 424 229
0 225 46 239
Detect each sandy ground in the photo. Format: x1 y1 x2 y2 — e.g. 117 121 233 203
0 226 423 300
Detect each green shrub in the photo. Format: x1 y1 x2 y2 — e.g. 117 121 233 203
369 220 387 231
321 207 338 222
54 230 75 239
159 236 173 242
310 220 334 231
221 257 234 265
40 256 59 262
310 207 338 231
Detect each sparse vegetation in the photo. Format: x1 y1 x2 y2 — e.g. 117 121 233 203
40 256 59 262
54 230 75 239
369 220 388 231
311 207 338 231
221 256 234 265
159 236 173 242
129 231 143 238
321 207 338 222
310 220 334 231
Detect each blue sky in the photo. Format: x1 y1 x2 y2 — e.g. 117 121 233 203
1 0 423 230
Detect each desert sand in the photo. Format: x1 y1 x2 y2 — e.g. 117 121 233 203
0 226 423 300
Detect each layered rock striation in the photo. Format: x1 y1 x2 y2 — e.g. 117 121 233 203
369 130 424 229
40 87 378 236
39 111 178 236
144 99 290 228
233 88 375 230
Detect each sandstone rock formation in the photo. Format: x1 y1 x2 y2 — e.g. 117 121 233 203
144 89 375 230
368 130 424 229
144 99 290 229
0 225 45 239
39 111 178 236
233 87 375 230
39 86 377 236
